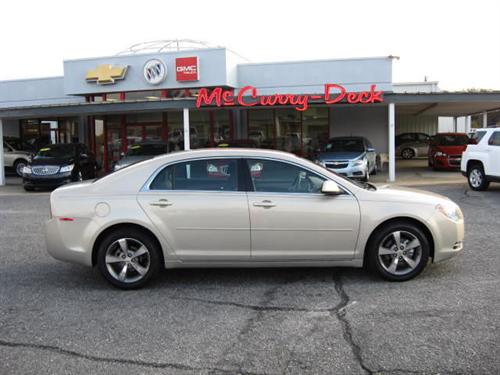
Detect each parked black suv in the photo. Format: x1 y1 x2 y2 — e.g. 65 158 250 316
22 143 97 191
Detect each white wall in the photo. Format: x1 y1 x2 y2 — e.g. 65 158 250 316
438 117 470 132
329 106 388 152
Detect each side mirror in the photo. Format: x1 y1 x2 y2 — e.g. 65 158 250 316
321 180 342 195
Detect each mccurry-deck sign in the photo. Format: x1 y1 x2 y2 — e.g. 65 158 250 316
195 84 384 112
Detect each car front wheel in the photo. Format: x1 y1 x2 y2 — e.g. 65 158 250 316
401 148 415 159
97 229 161 289
467 164 489 191
14 159 27 177
366 222 430 281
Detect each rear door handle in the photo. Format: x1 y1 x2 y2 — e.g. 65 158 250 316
253 200 276 208
150 199 173 208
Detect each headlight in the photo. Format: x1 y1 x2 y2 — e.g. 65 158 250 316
352 159 367 167
22 166 32 175
60 164 74 173
436 203 463 222
435 151 447 157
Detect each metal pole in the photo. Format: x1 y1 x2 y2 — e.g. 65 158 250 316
482 112 488 128
183 108 190 150
388 103 396 182
0 119 5 186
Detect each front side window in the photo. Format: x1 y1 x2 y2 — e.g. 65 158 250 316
150 159 238 191
488 131 500 146
246 159 325 193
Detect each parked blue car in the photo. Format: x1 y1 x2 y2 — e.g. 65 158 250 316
315 136 377 181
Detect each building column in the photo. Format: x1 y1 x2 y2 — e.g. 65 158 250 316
466 116 472 133
482 112 488 128
453 117 457 132
388 103 396 182
183 108 190 150
0 119 5 186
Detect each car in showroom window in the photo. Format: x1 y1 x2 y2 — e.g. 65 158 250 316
22 143 97 191
113 142 169 171
45 149 464 289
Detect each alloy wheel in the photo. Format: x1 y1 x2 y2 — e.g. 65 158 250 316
469 168 482 188
402 149 414 159
15 162 26 176
378 230 422 276
105 238 151 284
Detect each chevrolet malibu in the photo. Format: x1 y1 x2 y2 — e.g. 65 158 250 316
46 149 464 289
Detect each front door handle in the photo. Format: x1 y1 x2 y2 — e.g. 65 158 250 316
253 200 276 208
150 199 173 208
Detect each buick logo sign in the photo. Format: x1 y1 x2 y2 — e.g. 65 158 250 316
143 59 167 85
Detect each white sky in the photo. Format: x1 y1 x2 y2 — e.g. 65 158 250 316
1 0 499 91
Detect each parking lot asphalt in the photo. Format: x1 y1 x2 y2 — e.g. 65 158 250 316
0 183 499 375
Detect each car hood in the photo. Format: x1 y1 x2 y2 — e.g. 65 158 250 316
30 157 74 166
317 151 365 161
434 145 467 154
365 184 452 205
116 155 153 166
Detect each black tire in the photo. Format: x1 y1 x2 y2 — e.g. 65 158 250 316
362 168 370 182
371 164 378 176
23 185 35 192
401 148 415 159
467 163 489 191
366 221 430 281
14 159 28 177
97 228 162 289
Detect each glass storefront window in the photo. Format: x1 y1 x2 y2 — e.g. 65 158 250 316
105 93 122 102
167 111 184 151
247 109 275 148
125 91 163 101
302 107 329 158
214 110 232 144
106 115 122 168
189 110 210 148
276 109 302 154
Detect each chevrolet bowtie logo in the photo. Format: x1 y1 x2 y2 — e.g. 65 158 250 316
85 64 128 85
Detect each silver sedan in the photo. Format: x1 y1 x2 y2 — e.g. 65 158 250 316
46 149 464 289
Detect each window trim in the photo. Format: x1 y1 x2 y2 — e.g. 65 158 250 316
141 155 355 196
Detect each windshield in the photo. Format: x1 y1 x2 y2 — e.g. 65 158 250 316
126 144 168 156
325 139 364 153
34 144 75 159
472 131 487 143
434 134 469 146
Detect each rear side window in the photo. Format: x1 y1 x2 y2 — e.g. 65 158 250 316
150 159 238 191
488 131 500 146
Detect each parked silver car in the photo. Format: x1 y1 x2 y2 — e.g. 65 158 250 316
395 133 431 159
315 137 377 181
46 148 464 289
3 138 32 176
113 142 169 171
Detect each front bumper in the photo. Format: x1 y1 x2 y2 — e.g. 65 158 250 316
23 173 73 188
427 211 465 263
433 156 462 170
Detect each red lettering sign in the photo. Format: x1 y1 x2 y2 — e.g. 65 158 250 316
176 57 199 81
196 84 384 111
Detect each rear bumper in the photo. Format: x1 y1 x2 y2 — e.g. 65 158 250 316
45 217 94 266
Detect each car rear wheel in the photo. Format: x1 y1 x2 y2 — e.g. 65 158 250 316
467 164 489 191
401 148 415 159
97 229 161 289
366 222 430 281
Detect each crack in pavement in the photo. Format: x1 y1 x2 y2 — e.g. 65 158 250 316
332 273 374 375
170 296 346 314
0 339 269 375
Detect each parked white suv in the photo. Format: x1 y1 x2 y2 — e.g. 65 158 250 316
461 128 500 190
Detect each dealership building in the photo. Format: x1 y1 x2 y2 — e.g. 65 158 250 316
1 40 500 185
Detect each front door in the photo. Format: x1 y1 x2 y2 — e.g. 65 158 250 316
245 159 360 260
137 158 251 261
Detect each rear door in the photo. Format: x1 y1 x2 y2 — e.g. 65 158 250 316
137 158 251 261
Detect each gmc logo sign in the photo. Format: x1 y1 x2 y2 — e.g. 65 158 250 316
176 57 199 81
